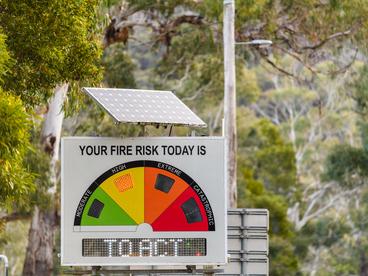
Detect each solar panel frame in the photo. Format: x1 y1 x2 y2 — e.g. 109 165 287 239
83 87 207 128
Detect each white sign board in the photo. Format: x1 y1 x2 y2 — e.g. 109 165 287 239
61 137 226 266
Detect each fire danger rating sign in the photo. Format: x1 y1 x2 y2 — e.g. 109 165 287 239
61 137 226 266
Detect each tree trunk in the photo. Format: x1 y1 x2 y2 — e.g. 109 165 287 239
360 247 368 276
22 207 57 276
23 84 68 276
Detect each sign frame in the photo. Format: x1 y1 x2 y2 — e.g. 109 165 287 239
61 136 226 266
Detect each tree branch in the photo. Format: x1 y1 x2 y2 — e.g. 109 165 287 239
182 79 214 101
329 48 359 76
295 186 359 230
210 100 223 135
273 44 319 75
261 54 300 79
104 12 205 48
301 27 358 50
0 212 31 222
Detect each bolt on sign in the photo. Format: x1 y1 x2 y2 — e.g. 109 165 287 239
61 137 226 266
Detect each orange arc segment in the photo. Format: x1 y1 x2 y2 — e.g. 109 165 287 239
144 167 189 224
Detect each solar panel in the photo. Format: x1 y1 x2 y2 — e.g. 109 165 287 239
83 88 207 128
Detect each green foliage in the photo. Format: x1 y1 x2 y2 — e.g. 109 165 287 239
269 236 301 276
239 169 301 275
353 65 368 118
0 90 34 208
353 65 368 152
149 21 261 135
279 0 368 44
102 43 136 88
0 0 103 106
0 220 30 275
24 143 53 211
150 24 225 130
319 62 368 274
238 117 297 196
308 187 368 275
193 0 368 53
101 0 122 8
0 28 34 210
237 65 260 104
0 32 11 83
324 145 368 187
127 0 194 15
300 216 351 248
241 171 293 237
195 0 222 21
324 65 368 187
237 115 301 275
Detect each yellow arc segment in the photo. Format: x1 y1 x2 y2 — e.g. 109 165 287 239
100 167 144 224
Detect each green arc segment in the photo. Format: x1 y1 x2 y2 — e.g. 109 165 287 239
81 187 137 226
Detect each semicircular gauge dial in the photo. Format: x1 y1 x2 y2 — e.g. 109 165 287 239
74 160 215 232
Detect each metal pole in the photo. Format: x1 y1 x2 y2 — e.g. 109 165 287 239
0 255 9 276
223 0 237 208
91 266 100 275
203 265 214 276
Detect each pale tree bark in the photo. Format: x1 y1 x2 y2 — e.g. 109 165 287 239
310 247 321 276
23 83 68 276
288 185 360 231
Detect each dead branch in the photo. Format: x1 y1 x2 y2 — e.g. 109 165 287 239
293 185 360 230
261 55 299 79
329 48 359 76
104 13 205 49
251 103 281 125
301 24 360 51
273 44 319 75
157 15 205 50
182 79 214 101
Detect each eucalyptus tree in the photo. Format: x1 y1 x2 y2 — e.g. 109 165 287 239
321 65 368 275
0 34 34 209
237 114 301 275
0 1 102 275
